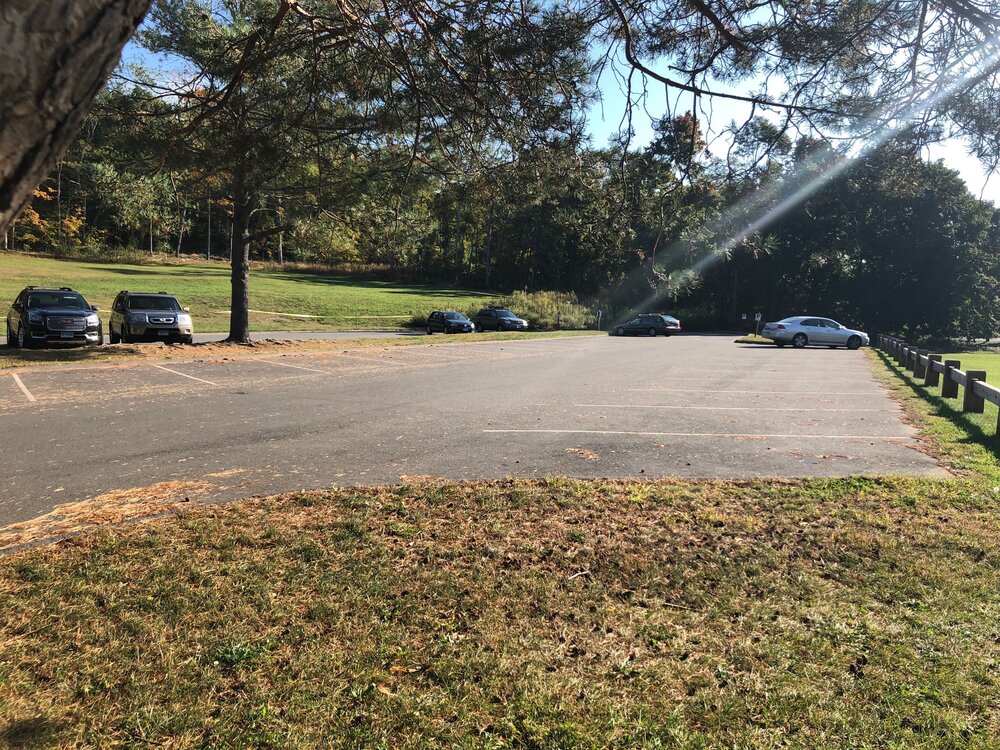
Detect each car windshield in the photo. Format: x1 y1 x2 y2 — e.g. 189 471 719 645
444 313 468 321
128 295 180 311
497 310 517 318
27 292 89 309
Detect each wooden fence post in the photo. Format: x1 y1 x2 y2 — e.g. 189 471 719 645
964 371 987 413
925 355 941 386
942 360 960 399
914 350 928 378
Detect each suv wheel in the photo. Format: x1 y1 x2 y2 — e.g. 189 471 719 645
121 324 132 344
647 327 657 337
615 326 625 336
109 324 120 344
17 324 30 349
426 325 433 335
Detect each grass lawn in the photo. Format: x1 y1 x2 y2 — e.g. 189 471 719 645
875 349 1000 475
2 355 1000 746
0 253 497 333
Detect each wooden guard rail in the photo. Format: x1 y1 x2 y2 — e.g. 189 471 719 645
877 335 1000 433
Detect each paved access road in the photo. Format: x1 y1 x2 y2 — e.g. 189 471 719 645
0 329 422 347
0 335 941 526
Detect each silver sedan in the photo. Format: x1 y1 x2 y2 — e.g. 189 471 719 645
760 316 869 349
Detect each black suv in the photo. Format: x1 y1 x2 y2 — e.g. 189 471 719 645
473 307 528 332
109 291 194 344
6 286 103 348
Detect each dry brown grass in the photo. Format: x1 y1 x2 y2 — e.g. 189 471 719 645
0 331 597 373
0 481 214 551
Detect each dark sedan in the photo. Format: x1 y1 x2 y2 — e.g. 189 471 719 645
426 310 475 334
613 313 681 337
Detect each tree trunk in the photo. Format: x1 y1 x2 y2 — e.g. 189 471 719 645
0 0 151 235
56 161 63 247
484 212 494 288
228 175 254 343
175 205 186 256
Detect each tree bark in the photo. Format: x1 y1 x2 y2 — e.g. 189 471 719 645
228 173 254 343
0 0 151 235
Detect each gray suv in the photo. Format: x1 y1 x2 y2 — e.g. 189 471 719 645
109 291 194 344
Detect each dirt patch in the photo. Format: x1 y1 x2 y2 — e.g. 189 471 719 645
0 332 598 375
0 480 213 550
205 468 250 479
566 447 600 461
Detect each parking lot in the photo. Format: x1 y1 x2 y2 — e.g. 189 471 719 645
0 335 943 526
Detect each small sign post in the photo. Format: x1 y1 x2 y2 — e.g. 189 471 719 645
754 312 762 336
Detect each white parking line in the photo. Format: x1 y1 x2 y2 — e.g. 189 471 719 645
627 388 882 395
392 347 476 361
10 373 36 403
575 403 887 413
334 351 416 366
651 377 865 384
483 429 911 440
151 364 218 386
256 358 334 374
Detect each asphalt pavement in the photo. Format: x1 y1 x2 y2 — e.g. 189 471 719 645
0 335 942 526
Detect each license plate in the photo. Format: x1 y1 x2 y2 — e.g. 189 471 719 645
60 331 73 338
158 330 169 336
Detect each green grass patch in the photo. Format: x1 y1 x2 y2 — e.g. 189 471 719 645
871 349 1000 479
734 334 772 345
0 253 498 333
2 477 1000 747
